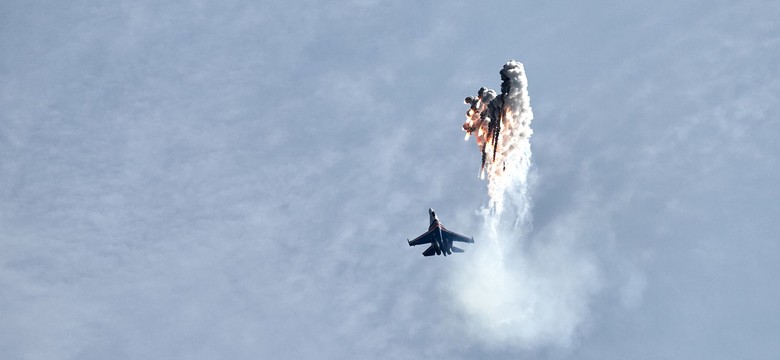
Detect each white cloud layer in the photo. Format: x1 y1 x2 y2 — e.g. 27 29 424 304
2 1 780 359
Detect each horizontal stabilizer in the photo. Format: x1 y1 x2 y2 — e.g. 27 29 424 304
451 246 464 253
422 245 436 257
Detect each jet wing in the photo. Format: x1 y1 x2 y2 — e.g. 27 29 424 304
442 229 474 244
408 229 436 246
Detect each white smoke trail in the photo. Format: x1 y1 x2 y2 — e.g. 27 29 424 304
452 60 601 349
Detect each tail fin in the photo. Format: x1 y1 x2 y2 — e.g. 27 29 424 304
422 245 436 257
451 246 464 253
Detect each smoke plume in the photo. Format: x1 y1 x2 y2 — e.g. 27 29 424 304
463 60 533 217
452 60 601 349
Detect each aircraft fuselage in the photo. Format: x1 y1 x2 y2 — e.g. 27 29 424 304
427 209 454 256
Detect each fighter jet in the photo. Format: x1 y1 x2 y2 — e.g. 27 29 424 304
407 209 475 256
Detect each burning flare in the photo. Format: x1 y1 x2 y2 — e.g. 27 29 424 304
463 60 534 216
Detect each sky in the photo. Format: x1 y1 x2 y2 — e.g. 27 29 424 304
2 1 780 359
